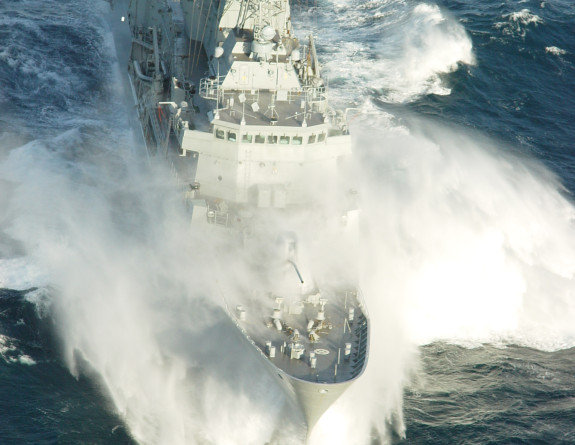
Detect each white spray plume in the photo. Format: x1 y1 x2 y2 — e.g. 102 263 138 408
354 113 575 351
305 107 575 444
0 128 304 444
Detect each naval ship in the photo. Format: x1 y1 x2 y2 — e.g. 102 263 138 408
119 0 370 435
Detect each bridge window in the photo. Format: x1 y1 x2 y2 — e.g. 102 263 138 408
279 135 290 145
318 132 326 142
255 134 265 143
308 134 316 144
268 135 278 144
215 129 225 139
242 134 253 143
292 136 303 145
228 131 237 142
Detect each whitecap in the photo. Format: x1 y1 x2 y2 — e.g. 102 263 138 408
19 355 37 366
545 46 567 56
508 9 543 26
0 334 36 365
495 9 543 38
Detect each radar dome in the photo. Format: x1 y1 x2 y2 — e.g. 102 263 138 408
291 48 301 61
261 25 276 41
214 47 224 58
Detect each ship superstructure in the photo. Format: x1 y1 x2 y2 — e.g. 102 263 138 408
124 0 369 435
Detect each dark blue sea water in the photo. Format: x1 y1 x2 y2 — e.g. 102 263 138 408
1 0 575 444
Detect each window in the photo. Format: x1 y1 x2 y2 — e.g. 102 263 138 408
255 134 265 143
279 135 290 145
292 136 303 145
242 134 253 143
267 135 278 144
215 129 225 139
308 134 316 144
318 133 326 142
228 131 237 142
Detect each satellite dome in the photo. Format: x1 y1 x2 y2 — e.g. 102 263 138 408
214 46 224 58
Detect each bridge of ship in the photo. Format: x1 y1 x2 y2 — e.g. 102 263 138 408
184 25 330 131
199 81 327 130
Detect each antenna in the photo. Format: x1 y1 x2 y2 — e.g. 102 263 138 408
213 46 224 118
240 95 246 126
258 0 262 29
285 99 309 126
288 260 304 284
266 94 279 124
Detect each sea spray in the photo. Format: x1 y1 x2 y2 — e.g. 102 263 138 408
354 114 575 352
1 123 299 444
307 108 575 443
0 5 292 444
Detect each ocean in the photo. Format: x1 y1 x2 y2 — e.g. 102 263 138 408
1 0 574 444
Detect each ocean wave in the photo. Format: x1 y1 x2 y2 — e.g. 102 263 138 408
372 3 474 103
294 0 474 105
0 1 111 129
